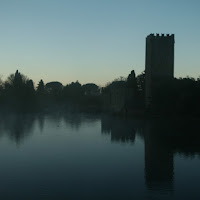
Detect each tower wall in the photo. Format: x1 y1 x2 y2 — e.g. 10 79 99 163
145 33 175 108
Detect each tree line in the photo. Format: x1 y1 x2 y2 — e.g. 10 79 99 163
0 69 200 117
0 70 103 111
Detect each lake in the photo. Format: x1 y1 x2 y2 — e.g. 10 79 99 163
0 112 200 200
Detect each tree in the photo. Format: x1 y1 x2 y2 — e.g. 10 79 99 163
0 75 3 100
126 70 137 90
136 71 145 92
5 70 28 89
26 79 35 96
63 81 83 99
37 80 45 95
4 70 34 100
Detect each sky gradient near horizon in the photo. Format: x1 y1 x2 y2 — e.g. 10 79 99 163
1 0 200 86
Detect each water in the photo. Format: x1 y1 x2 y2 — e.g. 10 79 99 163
0 112 200 200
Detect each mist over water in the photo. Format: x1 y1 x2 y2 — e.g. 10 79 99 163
0 112 200 199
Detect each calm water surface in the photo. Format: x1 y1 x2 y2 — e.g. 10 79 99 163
0 112 200 200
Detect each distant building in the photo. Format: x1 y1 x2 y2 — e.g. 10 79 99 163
145 33 175 108
102 80 136 114
102 81 127 113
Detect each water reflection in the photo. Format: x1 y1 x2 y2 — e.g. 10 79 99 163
62 112 100 130
0 112 200 198
101 115 143 143
38 113 45 132
0 113 36 144
101 116 174 192
143 119 200 194
101 116 200 195
0 112 101 144
144 120 174 193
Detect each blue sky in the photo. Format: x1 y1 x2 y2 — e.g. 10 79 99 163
1 0 200 86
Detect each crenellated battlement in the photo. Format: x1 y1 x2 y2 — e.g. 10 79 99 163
147 33 174 39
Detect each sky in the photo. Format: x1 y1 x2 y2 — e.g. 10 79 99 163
0 0 200 86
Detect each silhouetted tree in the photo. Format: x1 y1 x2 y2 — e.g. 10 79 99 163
0 76 4 103
25 79 35 97
5 70 28 90
4 70 25 97
14 70 23 87
0 76 3 91
136 71 145 92
63 81 83 99
126 70 137 90
2 70 36 109
37 80 45 95
150 76 200 116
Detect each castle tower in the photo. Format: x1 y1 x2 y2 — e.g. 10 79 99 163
145 33 175 108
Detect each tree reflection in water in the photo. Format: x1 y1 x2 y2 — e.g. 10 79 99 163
101 115 200 195
101 115 141 143
0 112 200 197
0 113 36 144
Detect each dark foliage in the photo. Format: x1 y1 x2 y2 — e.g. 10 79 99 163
0 69 200 116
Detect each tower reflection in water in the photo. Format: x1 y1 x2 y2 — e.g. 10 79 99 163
144 120 174 193
0 112 200 195
101 116 200 194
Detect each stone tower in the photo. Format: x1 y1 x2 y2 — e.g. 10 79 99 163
145 33 175 108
